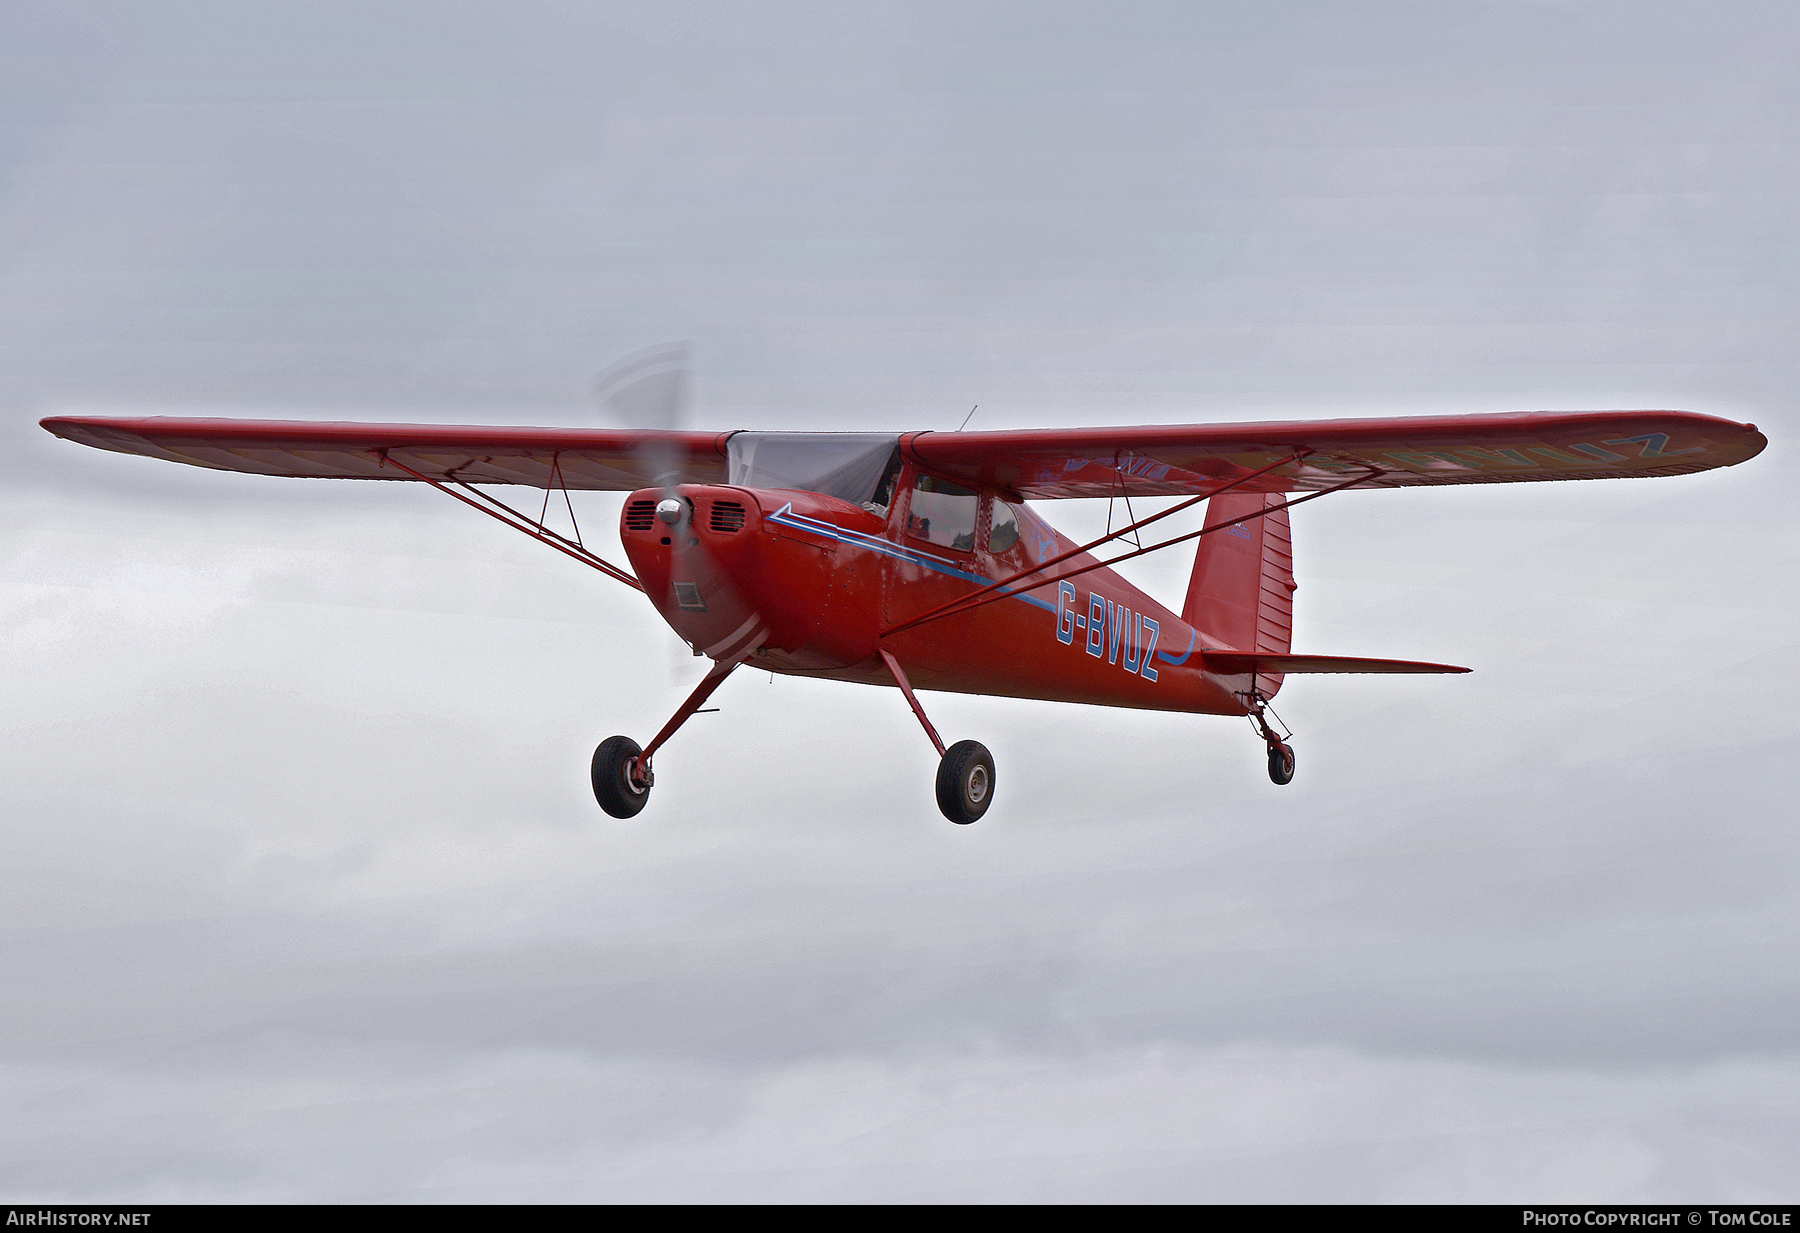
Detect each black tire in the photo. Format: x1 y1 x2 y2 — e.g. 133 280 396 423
592 735 651 818
935 740 995 825
1267 742 1295 786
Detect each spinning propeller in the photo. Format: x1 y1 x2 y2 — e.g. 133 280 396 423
592 343 768 671
592 341 693 505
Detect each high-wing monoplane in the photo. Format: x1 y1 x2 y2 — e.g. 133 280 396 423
41 402 1765 823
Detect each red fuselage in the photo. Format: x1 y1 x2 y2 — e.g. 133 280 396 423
619 465 1256 717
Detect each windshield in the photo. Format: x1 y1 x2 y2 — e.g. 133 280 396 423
726 432 902 506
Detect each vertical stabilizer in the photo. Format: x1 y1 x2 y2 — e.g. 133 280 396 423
1183 493 1295 696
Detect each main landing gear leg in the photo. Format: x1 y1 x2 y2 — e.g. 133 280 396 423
1249 695 1295 786
592 659 738 818
879 649 993 825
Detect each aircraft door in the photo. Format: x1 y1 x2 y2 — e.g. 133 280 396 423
879 466 981 640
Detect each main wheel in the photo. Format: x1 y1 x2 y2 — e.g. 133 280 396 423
592 735 651 818
935 740 995 825
1267 741 1295 786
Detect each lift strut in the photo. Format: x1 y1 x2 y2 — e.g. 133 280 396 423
375 451 642 591
882 459 1385 637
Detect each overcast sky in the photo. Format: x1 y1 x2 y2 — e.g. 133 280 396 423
3 0 1797 1202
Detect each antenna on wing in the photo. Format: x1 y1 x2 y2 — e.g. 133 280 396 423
958 404 979 431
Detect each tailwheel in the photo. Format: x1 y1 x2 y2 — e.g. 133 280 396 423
592 735 652 818
936 740 995 825
1247 693 1295 786
1267 741 1295 786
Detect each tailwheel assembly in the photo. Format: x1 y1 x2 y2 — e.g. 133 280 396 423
1267 741 1295 785
1247 693 1296 787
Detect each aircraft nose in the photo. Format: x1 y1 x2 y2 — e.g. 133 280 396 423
620 486 772 655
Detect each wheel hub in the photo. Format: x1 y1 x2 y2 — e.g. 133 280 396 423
966 765 989 804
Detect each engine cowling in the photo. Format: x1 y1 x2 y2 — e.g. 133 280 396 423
619 485 881 669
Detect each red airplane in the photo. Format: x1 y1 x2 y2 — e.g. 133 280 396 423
41 407 1765 824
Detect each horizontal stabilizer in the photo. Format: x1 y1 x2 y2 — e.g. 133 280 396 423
1202 652 1470 675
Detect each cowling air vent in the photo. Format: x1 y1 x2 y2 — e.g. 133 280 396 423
710 500 747 533
624 499 656 531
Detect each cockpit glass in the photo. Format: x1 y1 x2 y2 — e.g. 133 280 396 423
908 473 978 551
726 433 902 506
989 501 1022 553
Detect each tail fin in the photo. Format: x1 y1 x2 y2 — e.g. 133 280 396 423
1183 493 1295 696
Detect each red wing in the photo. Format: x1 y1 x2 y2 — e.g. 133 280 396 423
40 409 1766 497
38 416 731 490
904 410 1766 497
1202 653 1470 675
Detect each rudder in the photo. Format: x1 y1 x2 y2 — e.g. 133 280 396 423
1183 493 1295 696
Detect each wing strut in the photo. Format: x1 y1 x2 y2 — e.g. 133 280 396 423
881 451 1309 637
375 451 643 592
882 462 1383 636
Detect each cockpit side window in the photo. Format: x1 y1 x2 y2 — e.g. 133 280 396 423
986 498 1051 568
988 500 1022 554
907 473 978 551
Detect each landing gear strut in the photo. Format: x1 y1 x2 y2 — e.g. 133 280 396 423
592 659 737 819
881 649 994 825
1248 694 1295 786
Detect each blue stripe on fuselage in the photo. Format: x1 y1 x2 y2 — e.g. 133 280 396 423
767 503 1059 613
